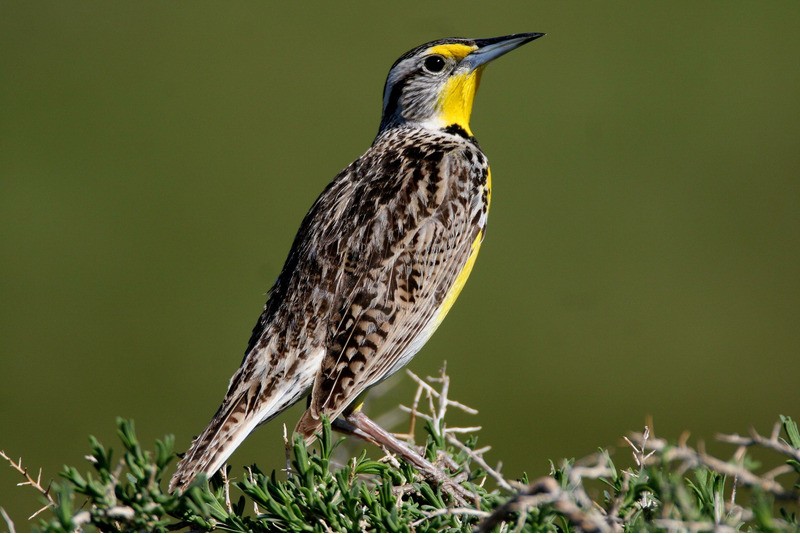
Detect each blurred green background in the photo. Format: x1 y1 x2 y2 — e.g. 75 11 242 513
2 1 799 528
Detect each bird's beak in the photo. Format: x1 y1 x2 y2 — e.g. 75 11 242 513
460 32 545 72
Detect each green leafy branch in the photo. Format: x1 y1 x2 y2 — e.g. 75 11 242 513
2 369 799 532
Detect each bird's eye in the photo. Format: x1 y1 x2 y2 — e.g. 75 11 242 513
423 55 446 73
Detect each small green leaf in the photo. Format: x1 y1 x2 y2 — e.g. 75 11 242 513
780 415 800 449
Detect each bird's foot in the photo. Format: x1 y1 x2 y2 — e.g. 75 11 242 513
333 410 476 506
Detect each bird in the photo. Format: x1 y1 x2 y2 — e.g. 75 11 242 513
169 32 544 493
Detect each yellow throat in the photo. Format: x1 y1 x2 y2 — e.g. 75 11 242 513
427 43 484 136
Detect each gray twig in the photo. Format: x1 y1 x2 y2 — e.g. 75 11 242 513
0 507 15 534
0 450 55 520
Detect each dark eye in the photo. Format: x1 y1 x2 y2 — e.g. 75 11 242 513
423 55 446 73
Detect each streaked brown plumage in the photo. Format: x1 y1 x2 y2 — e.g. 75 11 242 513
170 33 543 492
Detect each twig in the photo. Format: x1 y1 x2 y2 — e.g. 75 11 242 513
221 464 232 514
73 506 135 530
717 426 800 463
399 405 433 421
396 375 426 440
653 519 739 532
1 507 15 533
762 463 795 481
405 370 478 414
435 364 450 428
569 455 615 482
377 450 403 470
478 476 616 533
628 430 800 502
697 450 796 500
563 454 616 514
245 466 261 516
623 426 655 468
445 426 482 434
0 450 55 519
28 504 50 522
72 511 91 529
410 506 489 527
445 434 513 493
605 470 630 521
318 517 333 533
283 423 292 475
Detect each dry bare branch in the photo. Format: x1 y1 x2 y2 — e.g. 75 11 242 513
445 434 513 493
717 427 800 463
0 507 15 534
478 475 618 533
410 506 489 527
0 449 55 519
405 370 478 415
627 429 800 503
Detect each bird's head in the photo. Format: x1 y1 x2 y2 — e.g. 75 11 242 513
379 33 544 136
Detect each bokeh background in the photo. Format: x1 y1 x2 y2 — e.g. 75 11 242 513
2 1 799 528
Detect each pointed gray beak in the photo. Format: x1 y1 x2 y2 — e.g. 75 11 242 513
460 32 545 72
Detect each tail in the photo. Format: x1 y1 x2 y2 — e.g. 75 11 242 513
169 375 310 492
169 390 264 492
169 347 324 492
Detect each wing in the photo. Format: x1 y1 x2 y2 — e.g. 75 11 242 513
295 140 488 439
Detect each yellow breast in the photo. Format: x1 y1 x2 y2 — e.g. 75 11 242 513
433 166 491 327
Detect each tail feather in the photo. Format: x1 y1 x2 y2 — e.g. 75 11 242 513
170 348 325 492
169 379 315 491
169 392 260 492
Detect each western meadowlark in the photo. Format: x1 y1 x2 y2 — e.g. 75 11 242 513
170 32 544 493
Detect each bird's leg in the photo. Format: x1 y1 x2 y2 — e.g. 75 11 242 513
332 410 474 505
